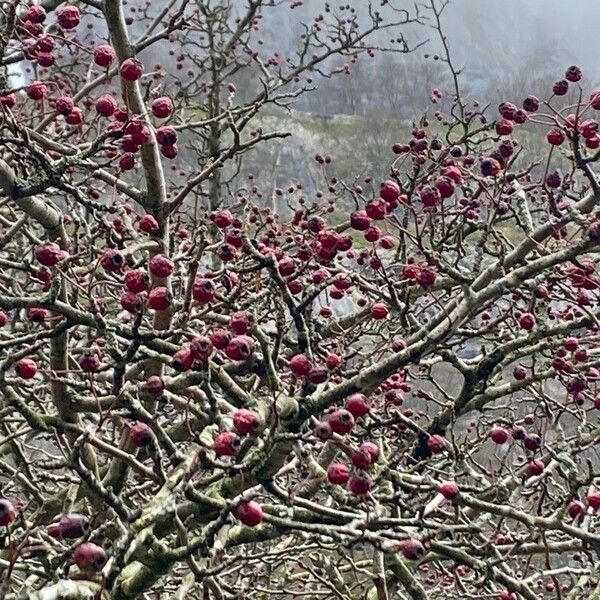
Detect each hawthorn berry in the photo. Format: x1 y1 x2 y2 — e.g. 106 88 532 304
94 44 115 67
235 501 263 526
73 543 106 572
129 422 154 447
16 358 37 379
213 431 239 457
56 5 80 29
151 96 173 119
327 462 349 485
120 58 144 81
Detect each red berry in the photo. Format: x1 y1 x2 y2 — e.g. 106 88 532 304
129 422 154 447
360 441 380 463
370 302 389 320
523 433 541 451
211 328 231 350
230 311 251 334
149 254 174 278
54 96 74 115
160 144 178 159
148 286 172 310
191 278 216 303
513 366 527 380
365 198 387 220
495 119 513 135
443 165 462 183
547 129 565 146
568 500 585 518
527 459 545 476
314 420 333 440
345 393 370 418
138 214 159 233
328 408 355 435
73 542 106 572
65 107 83 125
522 95 539 113
277 256 295 277
591 90 600 110
588 220 600 241
490 425 509 444
224 335 255 361
26 81 48 100
518 313 535 331
379 180 400 203
54 514 90 539
35 242 63 266
94 44 115 67
347 471 372 495
213 431 239 457
189 335 213 361
120 58 144 81
587 490 600 510
434 176 454 198
16 358 37 379
0 499 16 526
427 434 446 454
36 52 55 67
511 426 526 440
56 5 80 29
232 409 259 436
439 481 459 499
212 209 233 229
0 93 16 108
327 462 349 485
119 139 142 159
151 96 173 119
156 126 177 145
419 185 441 207
325 353 342 370
100 248 124 272
25 5 46 23
350 210 371 231
545 171 561 188
126 120 150 145
351 448 373 470
78 352 100 373
120 291 142 314
235 501 263 527
145 375 164 395
565 65 582 82
114 106 128 122
289 353 312 377
481 158 501 177
171 348 194 371
119 153 135 171
499 102 517 120
553 80 569 96
398 538 425 560
96 94 117 117
303 362 326 383
28 308 48 324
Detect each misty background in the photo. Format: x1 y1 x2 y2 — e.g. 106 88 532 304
12 0 593 203
225 0 599 200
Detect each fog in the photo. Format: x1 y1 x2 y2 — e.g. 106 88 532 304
234 0 598 195
438 0 600 89
258 0 600 114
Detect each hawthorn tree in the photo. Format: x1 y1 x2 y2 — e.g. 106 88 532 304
2 0 600 599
